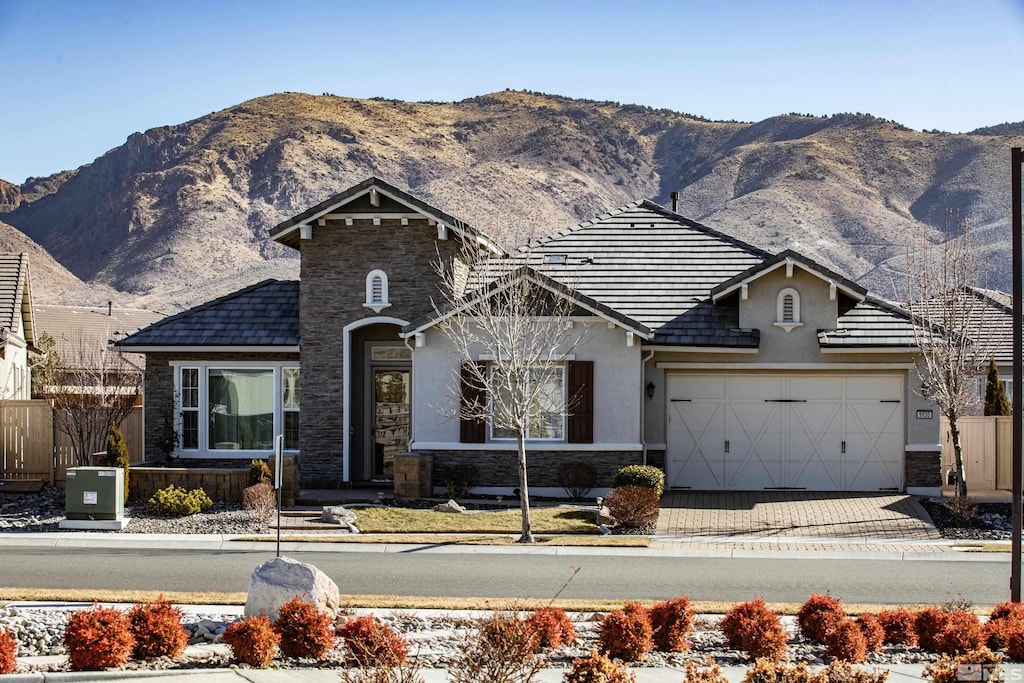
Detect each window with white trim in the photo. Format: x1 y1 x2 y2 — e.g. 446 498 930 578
490 364 566 440
774 287 803 331
174 363 299 455
364 270 390 312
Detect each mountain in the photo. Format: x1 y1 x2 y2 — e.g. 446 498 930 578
2 91 1022 310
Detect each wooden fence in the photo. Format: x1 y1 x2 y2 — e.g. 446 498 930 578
940 415 1012 491
0 400 142 488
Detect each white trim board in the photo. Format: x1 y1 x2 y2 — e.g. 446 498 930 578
410 442 643 452
656 362 916 371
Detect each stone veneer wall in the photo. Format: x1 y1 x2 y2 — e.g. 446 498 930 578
142 352 300 464
298 218 467 488
905 449 942 489
421 450 644 491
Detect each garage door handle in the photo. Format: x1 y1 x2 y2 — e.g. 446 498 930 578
879 400 901 403
841 441 846 454
670 399 692 402
724 440 730 453
764 399 808 403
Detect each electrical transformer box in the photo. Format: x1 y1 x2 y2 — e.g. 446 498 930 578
65 467 124 520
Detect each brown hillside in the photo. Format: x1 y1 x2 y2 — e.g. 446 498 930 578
3 92 1021 308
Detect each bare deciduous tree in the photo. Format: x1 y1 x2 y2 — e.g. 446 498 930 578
430 249 587 543
39 333 142 466
905 213 991 498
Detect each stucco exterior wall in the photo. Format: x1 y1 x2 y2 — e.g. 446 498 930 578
410 318 644 448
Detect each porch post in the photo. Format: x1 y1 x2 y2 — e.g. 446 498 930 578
1011 147 1021 602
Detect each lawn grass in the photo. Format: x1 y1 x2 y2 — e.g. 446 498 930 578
232 533 648 547
342 506 598 534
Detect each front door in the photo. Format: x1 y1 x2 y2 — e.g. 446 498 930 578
371 368 410 479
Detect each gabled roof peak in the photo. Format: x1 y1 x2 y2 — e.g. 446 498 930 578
711 249 867 303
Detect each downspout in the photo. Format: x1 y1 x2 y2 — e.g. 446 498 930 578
403 336 416 449
640 348 655 465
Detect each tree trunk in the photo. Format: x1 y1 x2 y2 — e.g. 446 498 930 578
516 432 534 543
948 416 968 498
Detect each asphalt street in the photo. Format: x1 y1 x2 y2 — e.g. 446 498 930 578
0 544 1011 605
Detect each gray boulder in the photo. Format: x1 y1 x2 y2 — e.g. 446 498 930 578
243 556 340 620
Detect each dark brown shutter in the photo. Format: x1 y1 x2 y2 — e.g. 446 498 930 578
567 360 593 444
459 361 487 443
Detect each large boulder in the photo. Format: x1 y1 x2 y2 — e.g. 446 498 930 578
243 556 340 620
320 505 357 526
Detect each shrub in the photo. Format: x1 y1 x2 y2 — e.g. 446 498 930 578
876 607 917 646
924 648 1004 683
649 596 694 652
855 614 884 653
445 464 478 499
275 597 335 659
720 598 788 662
559 462 597 500
991 602 1024 624
127 597 188 660
598 602 653 662
612 465 664 496
63 604 135 671
337 615 408 667
146 484 213 516
105 425 130 502
986 603 1024 651
526 607 577 650
563 649 636 683
242 482 277 522
818 660 891 683
449 612 546 683
1006 621 1024 661
0 628 15 675
936 611 985 656
824 619 868 663
249 459 271 485
742 658 816 683
946 497 978 525
604 486 661 532
222 615 280 667
916 607 951 653
797 593 845 644
681 657 730 683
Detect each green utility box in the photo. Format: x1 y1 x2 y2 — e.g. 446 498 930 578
65 467 124 521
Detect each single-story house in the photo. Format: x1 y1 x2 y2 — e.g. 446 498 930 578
118 177 943 494
0 253 39 401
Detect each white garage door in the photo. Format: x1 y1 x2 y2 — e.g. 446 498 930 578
667 374 903 491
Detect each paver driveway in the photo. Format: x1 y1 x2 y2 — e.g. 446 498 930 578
656 491 941 540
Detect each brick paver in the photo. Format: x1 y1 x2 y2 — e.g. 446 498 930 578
656 491 942 541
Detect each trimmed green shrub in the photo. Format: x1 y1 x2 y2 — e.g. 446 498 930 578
249 459 272 485
612 465 664 496
105 425 130 502
146 485 213 517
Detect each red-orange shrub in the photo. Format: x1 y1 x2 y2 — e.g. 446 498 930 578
337 615 408 667
936 612 985 656
649 596 694 653
0 628 15 675
916 607 951 653
824 619 867 663
992 602 1024 623
222 615 280 667
127 598 188 660
987 602 1024 651
797 593 845 644
525 607 576 650
876 608 917 646
599 602 653 662
855 614 885 653
604 486 661 531
719 598 788 662
275 597 335 659
1005 621 1024 662
62 604 135 671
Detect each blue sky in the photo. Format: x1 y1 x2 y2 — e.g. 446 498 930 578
1 0 1023 184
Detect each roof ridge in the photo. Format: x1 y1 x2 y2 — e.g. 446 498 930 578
515 200 645 253
128 279 290 334
639 200 773 258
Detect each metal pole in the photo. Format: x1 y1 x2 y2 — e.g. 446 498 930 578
1012 147 1022 602
275 434 284 559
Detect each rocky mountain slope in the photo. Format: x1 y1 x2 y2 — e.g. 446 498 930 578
1 90 1021 310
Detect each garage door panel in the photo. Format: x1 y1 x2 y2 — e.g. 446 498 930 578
667 373 905 491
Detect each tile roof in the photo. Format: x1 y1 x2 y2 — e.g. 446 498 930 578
0 253 35 346
117 280 299 349
910 287 1014 363
711 249 868 302
818 297 918 349
511 201 770 346
34 305 164 366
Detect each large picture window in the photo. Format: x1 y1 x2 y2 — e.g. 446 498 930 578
174 363 299 456
490 365 565 441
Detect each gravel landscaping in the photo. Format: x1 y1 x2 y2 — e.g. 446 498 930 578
918 498 1012 541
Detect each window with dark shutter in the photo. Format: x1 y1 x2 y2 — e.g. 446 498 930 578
459 361 487 443
566 360 593 444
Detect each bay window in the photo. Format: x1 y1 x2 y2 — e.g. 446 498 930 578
174 362 299 456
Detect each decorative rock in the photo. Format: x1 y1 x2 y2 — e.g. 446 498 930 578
320 505 357 525
243 556 340 620
598 506 615 526
434 499 466 513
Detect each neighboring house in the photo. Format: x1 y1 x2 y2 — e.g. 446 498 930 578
119 177 943 494
0 253 38 401
32 304 164 405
